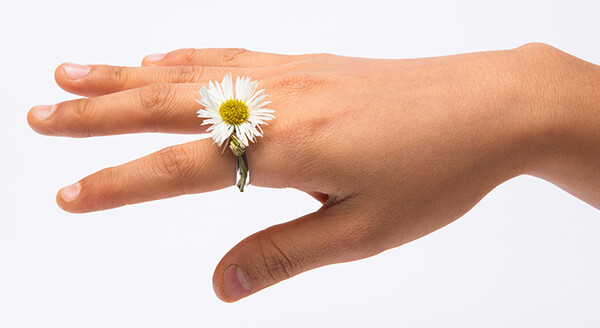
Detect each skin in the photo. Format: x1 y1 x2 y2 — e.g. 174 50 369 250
27 43 600 302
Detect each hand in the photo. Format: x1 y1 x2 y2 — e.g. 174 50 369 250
27 43 600 302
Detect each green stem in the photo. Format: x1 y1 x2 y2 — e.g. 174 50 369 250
236 153 248 192
229 135 248 192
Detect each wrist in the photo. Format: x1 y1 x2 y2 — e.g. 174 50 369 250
474 43 561 181
508 43 600 199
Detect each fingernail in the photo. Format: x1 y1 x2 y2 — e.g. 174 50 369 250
223 264 251 300
63 63 90 80
144 53 166 62
59 182 80 202
31 105 56 120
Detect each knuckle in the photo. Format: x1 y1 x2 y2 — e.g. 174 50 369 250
152 145 194 190
168 65 204 83
254 234 300 282
252 115 330 187
266 113 330 161
301 53 332 64
91 166 126 207
221 48 250 66
267 73 324 97
271 114 329 140
56 100 94 137
98 166 116 181
96 166 119 192
72 97 93 117
181 48 200 64
518 42 555 53
312 52 331 59
138 83 173 114
337 211 390 258
338 221 377 252
108 65 128 84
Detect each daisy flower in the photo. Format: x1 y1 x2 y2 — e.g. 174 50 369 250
196 74 275 148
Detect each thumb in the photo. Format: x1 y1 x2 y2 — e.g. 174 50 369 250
212 198 377 302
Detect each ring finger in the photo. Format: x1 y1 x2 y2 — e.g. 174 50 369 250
57 138 236 213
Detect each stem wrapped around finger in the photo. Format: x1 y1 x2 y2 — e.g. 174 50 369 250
229 135 249 192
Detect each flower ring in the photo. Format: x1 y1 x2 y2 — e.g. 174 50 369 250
196 74 275 192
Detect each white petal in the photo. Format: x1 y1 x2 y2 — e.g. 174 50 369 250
237 77 256 103
235 76 246 101
235 125 250 148
247 118 267 126
249 106 275 115
211 80 226 104
200 89 221 110
212 123 233 146
247 123 261 139
247 94 267 109
249 110 275 121
200 118 217 124
246 88 264 105
222 74 234 100
252 101 272 111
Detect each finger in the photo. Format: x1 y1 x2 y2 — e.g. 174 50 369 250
142 48 304 68
29 83 211 137
30 73 305 138
212 198 382 302
56 139 235 213
55 63 263 97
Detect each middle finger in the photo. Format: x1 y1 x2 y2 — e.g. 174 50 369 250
55 63 272 97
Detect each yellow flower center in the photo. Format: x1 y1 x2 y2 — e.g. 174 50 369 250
219 99 249 125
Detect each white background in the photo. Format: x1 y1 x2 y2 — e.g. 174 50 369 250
1 0 599 327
